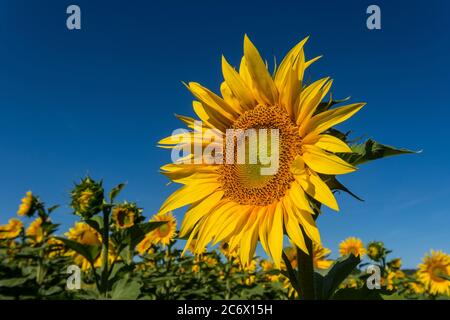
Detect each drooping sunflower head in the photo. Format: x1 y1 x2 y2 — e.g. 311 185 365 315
0 218 23 240
339 237 366 258
70 177 104 219
111 202 142 229
367 241 386 261
26 217 46 244
417 250 450 296
17 191 37 217
148 212 177 246
136 235 154 256
159 35 365 267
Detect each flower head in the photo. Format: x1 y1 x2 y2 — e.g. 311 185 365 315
0 218 23 240
339 237 366 258
26 217 46 244
70 177 104 219
147 212 177 246
17 191 37 217
159 35 364 267
367 241 386 261
417 250 450 296
112 202 142 229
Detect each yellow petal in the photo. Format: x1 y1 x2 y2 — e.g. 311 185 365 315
282 198 308 254
268 201 284 268
288 181 314 214
296 169 339 211
294 209 321 245
306 103 365 135
296 77 332 127
220 82 245 114
243 35 278 105
257 207 271 257
302 144 356 175
239 210 260 265
186 82 237 119
303 133 352 153
159 181 220 215
274 37 309 87
305 55 322 69
193 101 230 132
221 56 255 110
179 191 224 237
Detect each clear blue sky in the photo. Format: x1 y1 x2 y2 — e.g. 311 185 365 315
0 0 449 268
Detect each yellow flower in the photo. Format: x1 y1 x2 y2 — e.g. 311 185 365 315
26 217 45 243
283 243 332 270
136 235 153 255
0 218 23 240
244 275 256 286
65 222 116 271
261 260 273 272
381 271 397 291
159 35 364 267
148 212 177 246
111 205 136 229
312 242 333 269
46 237 66 258
367 241 385 261
417 250 450 296
408 281 425 295
192 264 200 273
388 258 402 270
17 191 34 217
339 237 366 258
203 255 218 268
339 277 361 289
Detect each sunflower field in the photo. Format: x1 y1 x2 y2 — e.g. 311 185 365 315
1 36 449 301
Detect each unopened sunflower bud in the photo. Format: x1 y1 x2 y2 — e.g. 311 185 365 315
367 241 386 262
70 177 104 219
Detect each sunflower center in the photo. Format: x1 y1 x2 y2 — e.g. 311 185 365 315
431 265 447 282
218 105 301 206
157 223 170 237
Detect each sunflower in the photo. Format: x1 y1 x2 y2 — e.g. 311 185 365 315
312 242 333 269
65 222 116 270
0 218 23 240
17 191 35 217
26 217 45 244
148 212 177 246
159 35 364 267
111 203 140 229
136 235 154 255
417 250 450 296
283 243 332 270
339 237 366 258
367 241 385 261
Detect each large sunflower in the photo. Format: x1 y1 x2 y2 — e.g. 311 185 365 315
417 250 450 296
159 35 364 267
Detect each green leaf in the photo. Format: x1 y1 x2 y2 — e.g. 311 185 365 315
340 139 418 166
55 237 100 265
84 217 102 234
0 277 29 287
110 278 142 300
109 183 126 203
322 175 363 201
314 254 361 300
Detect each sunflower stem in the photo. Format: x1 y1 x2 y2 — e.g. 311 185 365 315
296 227 315 300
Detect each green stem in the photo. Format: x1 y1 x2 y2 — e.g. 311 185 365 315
296 227 315 300
101 208 110 297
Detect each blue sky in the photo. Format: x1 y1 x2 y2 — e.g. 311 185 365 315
0 0 449 268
